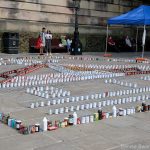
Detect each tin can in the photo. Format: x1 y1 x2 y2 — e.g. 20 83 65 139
66 98 70 103
109 92 113 97
80 96 84 101
130 108 134 114
113 92 116 97
116 91 120 96
114 99 118 105
133 97 136 102
55 109 59 115
35 124 40 132
146 95 149 100
144 105 148 112
68 115 74 125
30 103 35 109
118 99 121 104
123 90 126 95
133 89 136 94
102 93 106 98
59 107 64 114
93 102 97 108
120 90 123 96
48 121 52 127
98 94 102 99
142 102 146 112
85 116 90 124
70 106 74 112
2 114 10 124
11 119 16 128
110 100 114 105
122 98 125 104
55 120 60 127
81 116 86 124
64 118 69 127
85 104 89 109
57 121 61 128
142 95 145 101
61 99 65 104
8 118 12 127
65 107 69 113
49 109 52 115
105 112 109 119
76 97 80 102
90 115 94 123
102 101 106 107
80 104 84 110
95 94 98 99
40 101 44 107
77 118 81 124
106 100 110 106
119 108 124 116
89 103 93 109
102 112 106 119
137 96 141 101
76 105 80 111
16 120 22 130
127 109 131 115
71 97 75 102
52 100 56 105
61 122 66 128
94 113 99 121
22 126 29 135
91 95 94 99
57 99 61 104
129 89 132 94
47 101 51 106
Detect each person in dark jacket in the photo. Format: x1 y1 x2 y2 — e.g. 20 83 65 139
45 30 52 56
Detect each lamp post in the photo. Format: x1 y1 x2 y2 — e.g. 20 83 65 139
71 0 82 55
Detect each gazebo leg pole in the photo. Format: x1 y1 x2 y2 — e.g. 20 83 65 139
136 27 138 52
105 25 109 54
142 25 146 58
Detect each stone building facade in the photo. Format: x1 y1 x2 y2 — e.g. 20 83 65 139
0 0 143 52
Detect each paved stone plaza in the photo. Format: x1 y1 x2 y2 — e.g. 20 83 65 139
0 52 150 150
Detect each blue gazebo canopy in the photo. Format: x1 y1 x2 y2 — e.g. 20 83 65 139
108 5 150 25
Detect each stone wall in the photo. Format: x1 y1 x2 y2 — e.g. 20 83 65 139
0 0 143 52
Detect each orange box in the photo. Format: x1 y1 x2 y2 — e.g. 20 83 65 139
136 57 148 62
103 53 112 57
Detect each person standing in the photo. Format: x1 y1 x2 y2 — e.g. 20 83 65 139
45 30 53 56
125 35 133 51
39 27 46 55
125 36 132 47
66 36 72 53
108 36 119 52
